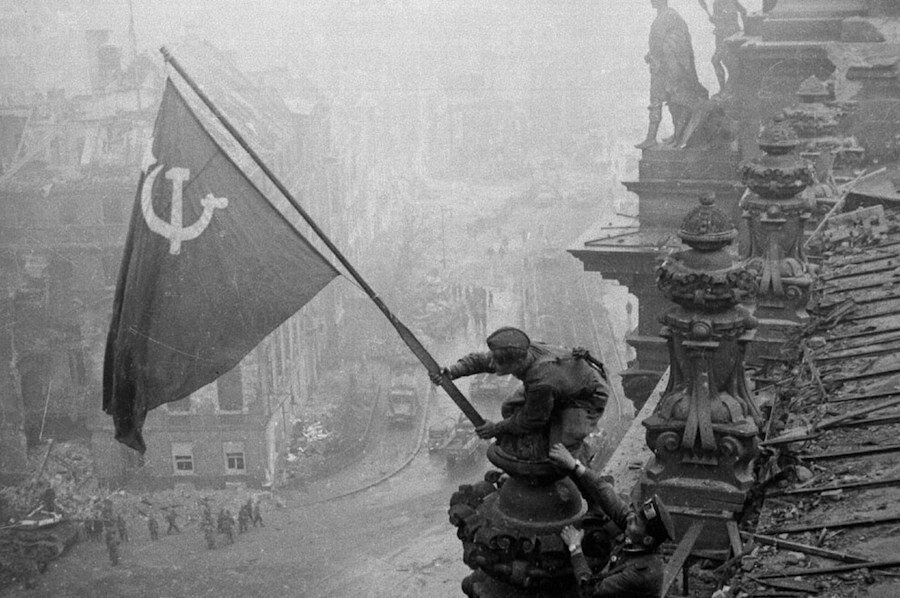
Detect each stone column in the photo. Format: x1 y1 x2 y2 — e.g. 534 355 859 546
640 194 761 553
740 118 816 358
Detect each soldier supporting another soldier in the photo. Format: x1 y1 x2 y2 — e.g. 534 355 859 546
550 443 675 598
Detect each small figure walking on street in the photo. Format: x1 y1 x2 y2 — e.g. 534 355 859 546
147 515 159 540
222 510 235 544
116 514 128 543
251 502 263 527
104 527 120 566
238 504 250 534
202 519 216 550
165 508 180 534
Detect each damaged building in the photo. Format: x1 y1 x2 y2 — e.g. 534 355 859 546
0 22 353 489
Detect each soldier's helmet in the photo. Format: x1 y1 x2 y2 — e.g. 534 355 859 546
640 494 676 545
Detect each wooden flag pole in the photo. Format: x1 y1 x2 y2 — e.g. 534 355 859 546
159 47 484 426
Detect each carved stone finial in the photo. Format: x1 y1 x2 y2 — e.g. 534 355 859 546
678 192 738 251
642 195 761 543
757 116 800 155
740 118 816 322
741 119 815 200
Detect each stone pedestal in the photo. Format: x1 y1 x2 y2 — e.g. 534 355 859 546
639 195 761 554
570 142 745 410
740 119 816 362
450 440 586 597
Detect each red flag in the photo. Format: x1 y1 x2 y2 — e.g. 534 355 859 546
103 79 339 452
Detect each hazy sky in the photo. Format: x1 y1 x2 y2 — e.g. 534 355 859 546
68 0 764 96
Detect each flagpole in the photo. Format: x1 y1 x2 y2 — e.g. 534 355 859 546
159 46 484 427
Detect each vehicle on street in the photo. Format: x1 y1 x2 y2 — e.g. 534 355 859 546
386 386 419 427
443 414 488 468
427 417 456 452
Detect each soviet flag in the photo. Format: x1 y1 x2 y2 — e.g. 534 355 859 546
103 78 339 453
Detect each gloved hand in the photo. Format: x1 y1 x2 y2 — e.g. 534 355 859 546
429 367 451 385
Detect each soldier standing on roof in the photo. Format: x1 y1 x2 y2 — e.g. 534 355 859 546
550 443 674 598
431 326 610 460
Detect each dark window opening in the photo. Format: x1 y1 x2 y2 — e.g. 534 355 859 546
216 367 243 412
225 452 245 471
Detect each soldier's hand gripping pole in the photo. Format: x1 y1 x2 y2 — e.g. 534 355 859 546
387 315 485 427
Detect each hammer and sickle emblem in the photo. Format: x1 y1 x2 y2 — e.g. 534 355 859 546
140 164 229 255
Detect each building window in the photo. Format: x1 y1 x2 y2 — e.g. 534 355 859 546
223 441 245 473
171 443 194 475
216 366 243 412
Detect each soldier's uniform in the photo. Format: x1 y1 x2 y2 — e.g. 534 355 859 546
252 503 263 527
565 467 673 598
444 328 609 455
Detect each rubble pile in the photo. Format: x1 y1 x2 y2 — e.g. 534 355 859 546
280 371 376 486
719 203 900 597
0 441 99 523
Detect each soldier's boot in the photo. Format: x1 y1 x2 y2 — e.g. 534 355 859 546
635 106 662 150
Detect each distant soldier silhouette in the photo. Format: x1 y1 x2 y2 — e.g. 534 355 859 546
147 515 159 540
104 527 120 566
165 508 180 534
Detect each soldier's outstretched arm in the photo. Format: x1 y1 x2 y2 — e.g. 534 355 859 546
430 351 494 384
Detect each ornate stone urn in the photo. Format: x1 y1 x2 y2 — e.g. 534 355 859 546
740 118 816 323
449 435 586 597
641 194 761 548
